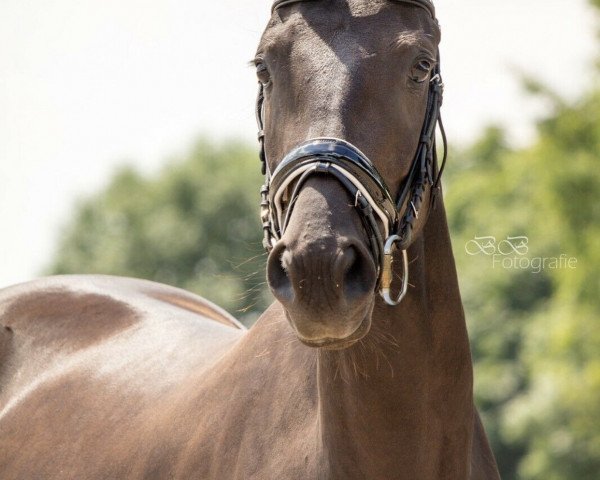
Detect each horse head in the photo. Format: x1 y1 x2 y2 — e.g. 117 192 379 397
256 0 443 349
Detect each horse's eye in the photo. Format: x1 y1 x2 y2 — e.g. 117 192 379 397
410 58 434 84
255 62 271 86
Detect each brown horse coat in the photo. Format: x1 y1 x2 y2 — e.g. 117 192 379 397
0 211 498 478
1 1 500 478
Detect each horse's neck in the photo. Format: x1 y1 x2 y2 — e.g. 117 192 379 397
317 201 474 478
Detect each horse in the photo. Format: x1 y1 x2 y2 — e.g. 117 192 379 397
0 1 500 478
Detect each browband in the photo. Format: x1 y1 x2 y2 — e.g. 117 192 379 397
272 0 436 20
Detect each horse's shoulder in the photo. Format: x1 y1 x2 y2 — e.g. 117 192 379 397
0 275 246 416
0 274 245 387
0 274 244 334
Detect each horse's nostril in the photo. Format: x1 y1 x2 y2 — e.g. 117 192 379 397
334 246 356 283
268 241 376 307
267 243 294 304
338 245 376 299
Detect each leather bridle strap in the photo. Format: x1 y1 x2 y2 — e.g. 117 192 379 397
256 79 267 176
272 0 436 19
393 67 444 250
274 160 387 274
265 138 400 281
272 0 317 14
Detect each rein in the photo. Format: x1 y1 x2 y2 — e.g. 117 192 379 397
257 0 447 306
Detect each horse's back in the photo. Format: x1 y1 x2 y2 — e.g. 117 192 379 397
0 275 245 479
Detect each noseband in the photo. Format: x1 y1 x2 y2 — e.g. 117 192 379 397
257 0 447 306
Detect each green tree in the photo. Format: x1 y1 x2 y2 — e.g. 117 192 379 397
446 37 600 480
499 89 600 480
49 139 270 323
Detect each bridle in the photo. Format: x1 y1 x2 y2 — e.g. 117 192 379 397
256 0 447 306
257 0 446 306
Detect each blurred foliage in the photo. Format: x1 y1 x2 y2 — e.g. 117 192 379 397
446 82 600 480
48 2 599 477
48 139 270 324
444 4 600 476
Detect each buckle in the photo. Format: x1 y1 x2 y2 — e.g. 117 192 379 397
379 235 409 306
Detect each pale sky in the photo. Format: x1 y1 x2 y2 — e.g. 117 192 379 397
0 0 597 288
